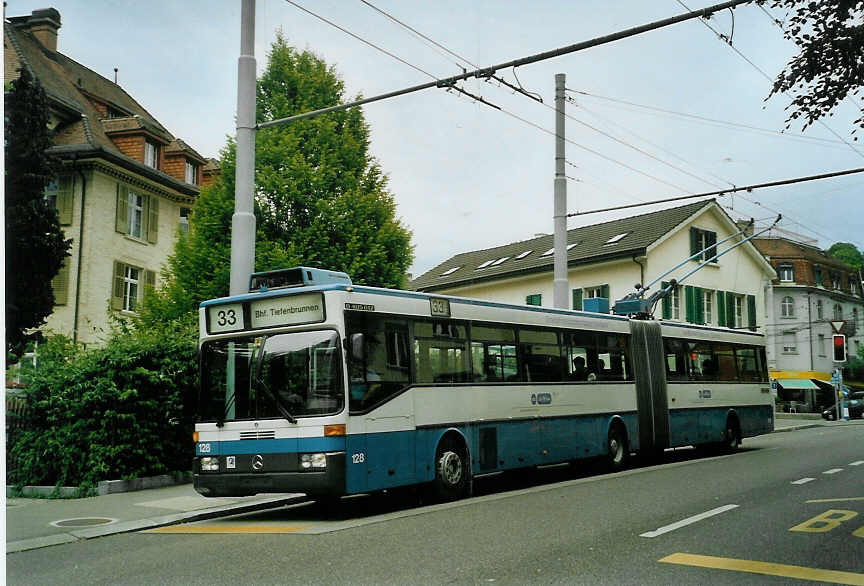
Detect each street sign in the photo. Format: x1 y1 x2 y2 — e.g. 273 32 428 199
830 320 845 334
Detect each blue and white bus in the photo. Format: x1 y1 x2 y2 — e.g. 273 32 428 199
193 267 774 501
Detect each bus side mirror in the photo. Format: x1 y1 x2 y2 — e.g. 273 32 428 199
350 333 366 361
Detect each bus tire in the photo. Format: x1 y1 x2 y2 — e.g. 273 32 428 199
722 417 741 453
606 423 629 472
429 435 470 502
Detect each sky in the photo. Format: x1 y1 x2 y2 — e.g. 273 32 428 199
8 0 864 278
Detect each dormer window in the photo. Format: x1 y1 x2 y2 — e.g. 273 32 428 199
145 141 159 169
185 161 198 185
778 264 794 282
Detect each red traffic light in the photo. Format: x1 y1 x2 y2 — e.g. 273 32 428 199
832 334 847 362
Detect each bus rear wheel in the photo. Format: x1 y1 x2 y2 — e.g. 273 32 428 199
606 424 629 472
428 436 470 502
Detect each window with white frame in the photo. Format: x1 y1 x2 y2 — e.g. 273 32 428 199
145 141 159 168
781 296 795 318
690 227 718 262
128 191 144 239
703 289 713 325
778 264 794 282
816 299 824 320
834 303 843 320
185 161 197 185
831 273 841 290
782 331 797 353
671 286 680 320
112 261 155 313
585 286 606 299
734 295 744 328
853 308 859 328
818 334 826 357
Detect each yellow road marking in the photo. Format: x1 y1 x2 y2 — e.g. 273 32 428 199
807 497 864 503
660 553 864 585
145 525 308 534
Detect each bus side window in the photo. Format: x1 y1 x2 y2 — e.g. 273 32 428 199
518 328 563 382
413 320 470 384
664 338 688 381
566 331 595 381
470 324 517 383
713 343 737 381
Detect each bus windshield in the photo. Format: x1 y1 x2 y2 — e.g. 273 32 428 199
199 330 344 423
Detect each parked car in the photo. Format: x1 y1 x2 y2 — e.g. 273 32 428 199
821 391 864 420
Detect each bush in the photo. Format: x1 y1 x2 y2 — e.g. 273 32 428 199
7 315 198 488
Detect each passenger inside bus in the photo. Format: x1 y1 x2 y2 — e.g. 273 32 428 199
570 356 588 381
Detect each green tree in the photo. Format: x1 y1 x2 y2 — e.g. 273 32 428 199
141 35 413 324
764 1 864 134
5 67 71 358
827 242 863 269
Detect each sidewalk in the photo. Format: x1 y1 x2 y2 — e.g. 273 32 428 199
6 415 860 554
5 482 305 553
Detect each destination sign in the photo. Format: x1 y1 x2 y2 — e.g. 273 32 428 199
250 293 324 329
207 302 245 334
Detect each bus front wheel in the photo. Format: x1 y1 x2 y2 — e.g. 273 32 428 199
429 436 469 502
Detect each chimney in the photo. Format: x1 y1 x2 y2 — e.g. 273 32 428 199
15 8 62 53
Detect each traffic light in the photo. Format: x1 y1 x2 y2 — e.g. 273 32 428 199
832 334 847 362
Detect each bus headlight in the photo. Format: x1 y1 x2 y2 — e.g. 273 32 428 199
200 457 220 471
300 453 327 470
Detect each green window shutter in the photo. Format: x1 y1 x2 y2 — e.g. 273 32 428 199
600 284 609 299
56 176 74 225
695 287 704 324
706 231 717 263
115 184 129 234
52 257 70 305
726 293 736 328
144 270 156 292
146 196 159 244
717 290 726 327
685 285 695 323
661 281 671 319
689 228 699 256
572 288 583 310
112 261 126 310
747 294 757 331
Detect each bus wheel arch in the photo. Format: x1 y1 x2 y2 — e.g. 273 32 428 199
606 417 629 471
427 429 472 501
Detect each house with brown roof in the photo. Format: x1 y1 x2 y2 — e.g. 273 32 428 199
4 8 217 345
412 199 776 332
752 233 863 405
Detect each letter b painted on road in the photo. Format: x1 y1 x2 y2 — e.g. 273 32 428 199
789 509 858 533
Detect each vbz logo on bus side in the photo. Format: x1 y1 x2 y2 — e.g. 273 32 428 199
531 393 552 405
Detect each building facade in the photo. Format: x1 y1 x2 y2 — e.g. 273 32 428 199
753 235 863 390
412 200 776 332
5 9 215 345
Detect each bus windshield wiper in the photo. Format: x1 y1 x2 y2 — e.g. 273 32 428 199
254 376 297 424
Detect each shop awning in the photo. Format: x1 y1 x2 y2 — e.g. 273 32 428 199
777 379 820 390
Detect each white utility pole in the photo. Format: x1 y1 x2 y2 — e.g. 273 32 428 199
229 0 257 296
552 73 568 309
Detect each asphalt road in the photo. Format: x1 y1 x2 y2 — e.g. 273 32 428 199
8 424 864 585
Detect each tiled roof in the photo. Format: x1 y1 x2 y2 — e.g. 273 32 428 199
411 199 715 291
4 18 197 194
753 238 854 271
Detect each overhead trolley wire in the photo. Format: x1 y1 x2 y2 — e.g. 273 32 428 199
675 0 864 161
285 0 696 192
263 0 756 128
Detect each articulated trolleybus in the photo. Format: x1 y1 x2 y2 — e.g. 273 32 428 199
194 267 773 501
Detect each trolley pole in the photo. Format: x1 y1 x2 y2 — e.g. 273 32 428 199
552 73 568 309
229 0 257 296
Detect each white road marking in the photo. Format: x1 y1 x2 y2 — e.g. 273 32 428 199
823 469 843 475
850 461 864 467
791 478 816 485
639 504 739 538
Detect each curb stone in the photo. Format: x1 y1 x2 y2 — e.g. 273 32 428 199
6 494 308 553
7 472 193 498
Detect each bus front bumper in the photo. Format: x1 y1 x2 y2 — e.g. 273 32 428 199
193 452 346 497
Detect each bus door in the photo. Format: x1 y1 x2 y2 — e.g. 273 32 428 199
629 320 669 452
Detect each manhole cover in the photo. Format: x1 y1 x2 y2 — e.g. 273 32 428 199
51 517 117 528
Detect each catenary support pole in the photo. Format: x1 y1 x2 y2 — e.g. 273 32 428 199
230 0 257 296
553 73 568 309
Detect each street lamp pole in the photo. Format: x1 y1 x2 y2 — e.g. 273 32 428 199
229 0 257 296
